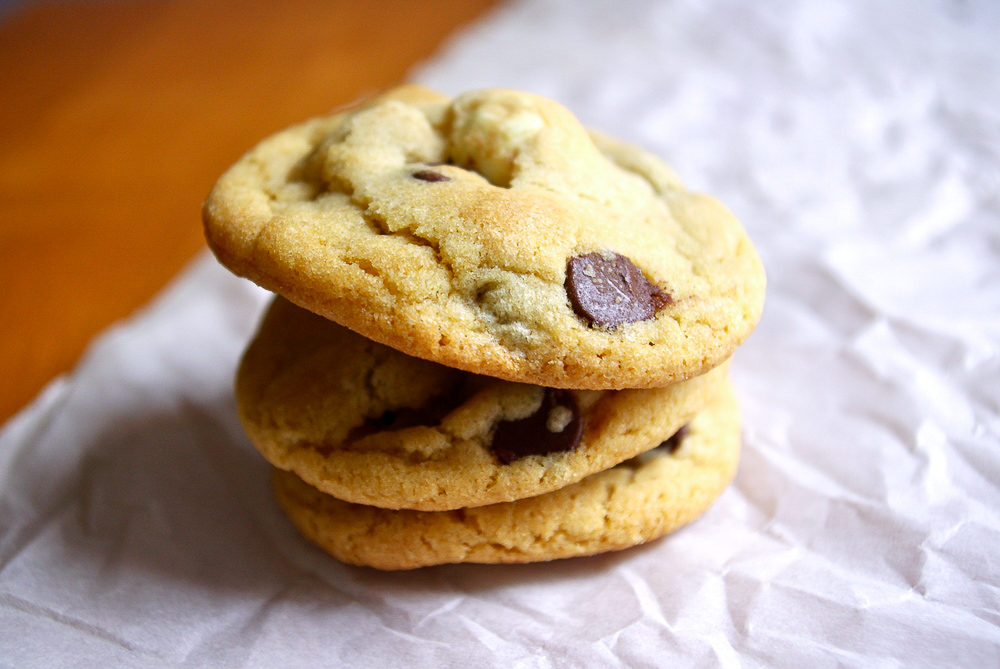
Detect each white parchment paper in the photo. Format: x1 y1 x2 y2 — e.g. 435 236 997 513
2 0 999 666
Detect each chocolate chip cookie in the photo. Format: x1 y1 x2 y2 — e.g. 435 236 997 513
272 379 741 569
237 296 730 511
204 86 765 389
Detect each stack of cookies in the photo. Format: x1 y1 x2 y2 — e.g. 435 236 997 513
202 86 765 569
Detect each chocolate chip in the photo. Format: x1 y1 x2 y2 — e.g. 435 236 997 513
345 407 437 442
659 424 689 454
612 424 689 470
412 169 451 182
491 389 584 464
565 252 671 328
344 378 481 443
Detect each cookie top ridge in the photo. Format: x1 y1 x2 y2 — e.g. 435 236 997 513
204 85 765 389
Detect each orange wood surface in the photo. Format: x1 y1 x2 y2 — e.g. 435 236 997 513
0 0 497 423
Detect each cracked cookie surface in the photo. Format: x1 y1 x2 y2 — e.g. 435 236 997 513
205 85 765 389
237 297 729 511
272 378 740 569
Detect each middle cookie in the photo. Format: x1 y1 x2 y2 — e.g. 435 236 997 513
237 297 730 511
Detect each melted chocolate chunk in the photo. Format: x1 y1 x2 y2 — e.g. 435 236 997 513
660 424 689 454
491 389 584 464
565 252 672 329
345 407 438 442
612 423 690 470
345 378 482 443
412 169 451 182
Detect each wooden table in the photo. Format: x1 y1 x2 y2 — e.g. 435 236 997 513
0 0 497 423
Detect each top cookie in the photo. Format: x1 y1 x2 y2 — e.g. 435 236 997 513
203 86 765 389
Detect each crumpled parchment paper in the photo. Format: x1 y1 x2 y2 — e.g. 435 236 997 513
2 0 998 666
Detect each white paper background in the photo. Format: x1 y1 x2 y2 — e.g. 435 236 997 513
2 0 999 666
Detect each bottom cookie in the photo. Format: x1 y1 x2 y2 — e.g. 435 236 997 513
272 380 740 570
